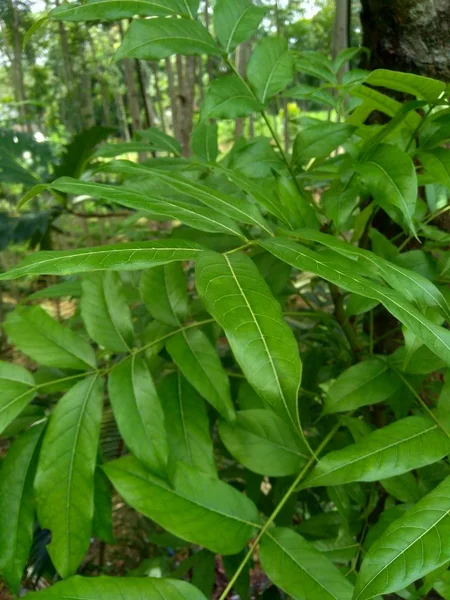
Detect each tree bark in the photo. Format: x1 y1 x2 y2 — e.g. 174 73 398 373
166 57 180 139
333 0 349 60
119 22 141 135
176 55 196 157
151 63 167 132
360 0 450 80
7 0 31 132
234 42 251 139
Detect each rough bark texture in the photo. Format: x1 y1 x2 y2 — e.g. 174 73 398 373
361 0 450 80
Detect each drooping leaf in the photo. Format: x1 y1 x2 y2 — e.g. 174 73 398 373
303 415 450 488
115 18 220 61
104 456 259 555
108 356 168 476
292 122 356 165
191 121 219 162
93 142 163 158
166 328 235 421
80 272 134 352
50 0 200 20
355 474 450 600
219 410 309 476
0 240 203 280
159 372 216 477
0 362 36 436
247 38 294 104
260 528 354 600
140 262 189 327
214 0 268 53
35 376 104 577
196 251 302 430
26 576 207 599
0 423 45 593
137 127 182 155
365 69 446 101
4 306 96 370
200 75 263 121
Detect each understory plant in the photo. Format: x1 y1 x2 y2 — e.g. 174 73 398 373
2 1 450 599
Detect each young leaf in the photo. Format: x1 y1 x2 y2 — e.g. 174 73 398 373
247 38 294 104
140 263 189 327
292 122 356 165
25 576 207 599
303 415 450 488
420 148 450 189
357 143 418 234
81 272 134 352
191 121 219 162
324 358 402 414
159 372 216 477
0 423 45 593
196 251 303 431
260 528 354 600
35 376 104 577
115 18 220 61
4 306 96 370
166 328 235 422
219 409 309 476
50 0 200 20
104 456 259 555
200 75 263 121
214 0 268 53
108 356 168 476
355 474 450 600
0 240 203 280
0 362 36 436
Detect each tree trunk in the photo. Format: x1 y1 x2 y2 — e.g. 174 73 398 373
176 55 196 157
234 42 251 139
360 0 450 80
8 0 31 132
116 93 131 141
135 59 153 129
333 0 349 61
151 63 167 132
119 22 141 135
100 79 112 127
166 57 180 139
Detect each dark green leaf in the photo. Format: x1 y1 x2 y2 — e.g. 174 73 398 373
140 262 189 327
292 122 356 165
137 128 182 155
200 75 263 120
50 0 200 20
214 0 268 53
247 38 294 104
191 121 219 162
421 148 450 189
92 467 115 544
0 362 36 436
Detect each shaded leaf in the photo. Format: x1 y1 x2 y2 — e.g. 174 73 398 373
191 121 219 162
140 262 189 327
0 362 36 436
292 122 356 165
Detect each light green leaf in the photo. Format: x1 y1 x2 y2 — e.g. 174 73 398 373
196 251 302 430
333 47 366 73
137 127 182 155
296 55 336 84
26 576 207 599
108 356 168 476
93 142 161 158
159 372 216 477
275 175 319 230
200 75 263 121
214 0 268 53
191 121 219 162
357 143 418 234
248 38 294 104
365 69 446 101
0 240 203 280
349 85 421 131
115 18 220 61
81 272 134 352
0 423 45 593
35 376 104 577
260 528 354 600
140 262 189 327
420 148 450 189
324 358 402 414
355 474 450 600
292 122 356 165
50 0 200 20
4 306 96 370
104 456 259 555
303 415 450 488
0 362 36 436
166 328 235 421
219 409 309 476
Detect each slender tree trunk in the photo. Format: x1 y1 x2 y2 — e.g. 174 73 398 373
151 63 167 132
8 0 31 132
135 59 153 129
333 0 349 61
166 57 179 138
116 93 131 141
234 42 251 139
119 22 141 135
100 79 112 127
176 55 196 156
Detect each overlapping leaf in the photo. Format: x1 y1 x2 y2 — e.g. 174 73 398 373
200 75 263 120
247 38 294 104
0 362 36 436
50 0 200 20
140 262 189 326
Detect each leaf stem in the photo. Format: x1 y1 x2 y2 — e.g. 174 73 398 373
217 419 342 600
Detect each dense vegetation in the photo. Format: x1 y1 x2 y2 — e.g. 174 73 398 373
2 1 450 599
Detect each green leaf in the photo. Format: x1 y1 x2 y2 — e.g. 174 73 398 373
166 328 235 421
104 456 259 555
296 55 336 84
196 251 302 430
92 468 114 544
0 362 36 436
159 372 216 477
108 356 168 476
140 263 189 327
349 85 421 131
4 306 96 370
357 144 418 234
365 69 446 100
0 423 45 593
35 376 104 577
219 409 309 476
0 240 203 280
50 0 200 20
275 175 319 230
200 75 263 121
191 121 219 162
115 18 220 61
333 47 366 73
292 122 356 165
93 142 162 158
214 0 268 53
248 38 294 104
324 358 402 414
420 148 450 189
137 127 182 155
303 415 450 488
260 528 354 600
355 474 450 600
26 576 207 599
80 272 134 352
